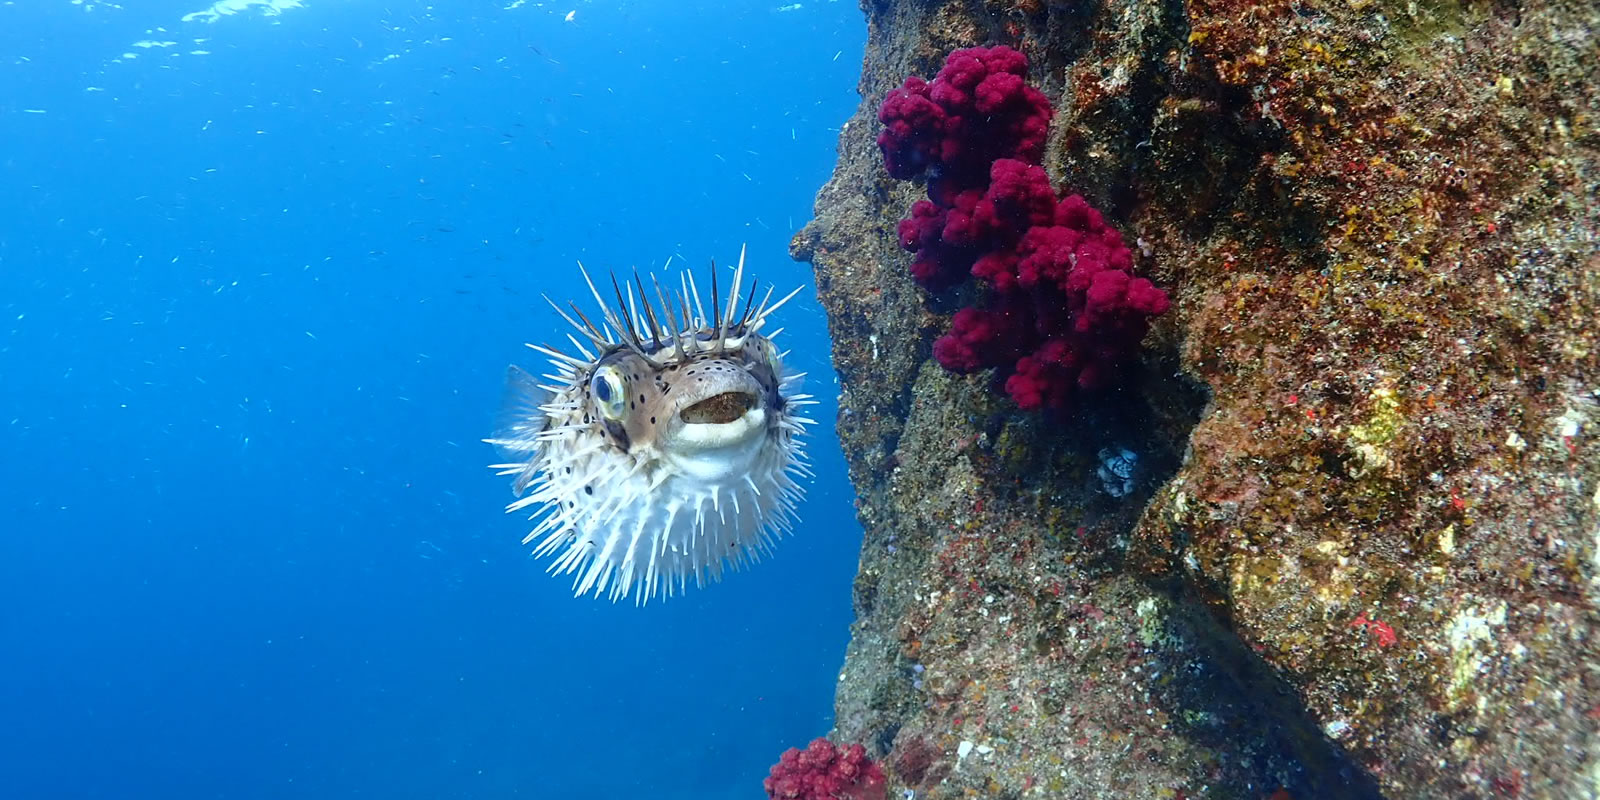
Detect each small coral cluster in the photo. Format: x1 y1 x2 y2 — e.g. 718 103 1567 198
763 737 886 800
878 45 1170 411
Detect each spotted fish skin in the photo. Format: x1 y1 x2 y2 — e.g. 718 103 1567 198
485 247 815 604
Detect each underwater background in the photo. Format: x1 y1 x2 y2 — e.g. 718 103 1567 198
1 2 866 798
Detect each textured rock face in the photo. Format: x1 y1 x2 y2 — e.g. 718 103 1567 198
792 0 1599 798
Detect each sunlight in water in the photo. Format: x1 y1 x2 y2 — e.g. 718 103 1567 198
181 0 307 24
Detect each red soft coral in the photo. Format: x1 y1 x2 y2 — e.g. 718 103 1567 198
876 77 943 180
900 160 1056 292
764 738 887 800
934 306 1021 373
967 159 1057 244
1006 338 1081 411
880 46 1170 412
876 45 1052 193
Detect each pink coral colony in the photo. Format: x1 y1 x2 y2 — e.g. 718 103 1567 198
878 45 1171 411
763 738 887 800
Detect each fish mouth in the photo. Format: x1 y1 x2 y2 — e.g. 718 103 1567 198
680 391 757 425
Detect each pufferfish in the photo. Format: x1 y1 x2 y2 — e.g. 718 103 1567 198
485 247 815 604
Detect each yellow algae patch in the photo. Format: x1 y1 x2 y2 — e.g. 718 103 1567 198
1307 539 1359 608
1345 384 1406 476
1444 599 1507 712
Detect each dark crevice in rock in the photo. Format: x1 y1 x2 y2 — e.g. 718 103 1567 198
1150 579 1390 800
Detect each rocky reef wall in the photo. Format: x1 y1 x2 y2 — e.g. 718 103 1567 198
791 0 1599 797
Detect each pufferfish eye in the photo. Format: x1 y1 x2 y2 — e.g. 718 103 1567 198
589 364 627 420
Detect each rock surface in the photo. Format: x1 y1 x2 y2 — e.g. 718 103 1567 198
792 0 1599 797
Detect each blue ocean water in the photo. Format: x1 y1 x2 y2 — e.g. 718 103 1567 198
0 2 866 798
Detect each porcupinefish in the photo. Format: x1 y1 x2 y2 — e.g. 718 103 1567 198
485 247 815 603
